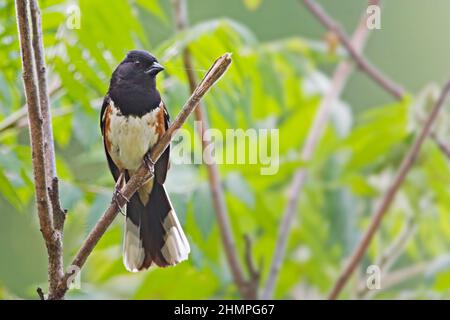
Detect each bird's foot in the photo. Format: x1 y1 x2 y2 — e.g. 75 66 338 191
144 153 155 175
113 187 129 216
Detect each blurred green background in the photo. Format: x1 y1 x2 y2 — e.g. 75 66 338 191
1 0 450 299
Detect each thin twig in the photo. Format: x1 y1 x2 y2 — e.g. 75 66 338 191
431 132 450 159
49 53 233 300
36 287 45 300
328 78 450 299
29 0 57 182
0 83 61 134
358 254 450 299
302 0 405 100
376 218 416 274
172 0 258 299
261 0 379 300
244 234 261 297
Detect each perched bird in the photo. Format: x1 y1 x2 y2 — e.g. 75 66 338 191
100 50 190 271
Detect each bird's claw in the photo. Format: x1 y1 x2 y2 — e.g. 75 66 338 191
144 153 155 175
113 188 129 216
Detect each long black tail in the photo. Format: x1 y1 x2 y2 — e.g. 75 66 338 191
123 180 190 271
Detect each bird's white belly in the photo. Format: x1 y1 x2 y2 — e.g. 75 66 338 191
108 104 160 170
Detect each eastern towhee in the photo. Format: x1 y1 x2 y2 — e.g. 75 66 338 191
100 50 190 271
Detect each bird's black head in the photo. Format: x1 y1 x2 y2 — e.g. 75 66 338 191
119 50 164 79
108 50 163 116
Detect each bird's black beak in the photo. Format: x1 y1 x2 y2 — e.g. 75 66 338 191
145 62 164 75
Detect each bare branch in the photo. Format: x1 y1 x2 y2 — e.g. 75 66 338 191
28 0 64 297
172 0 258 300
29 0 57 182
15 0 52 237
261 0 379 300
15 0 60 292
328 78 450 300
303 0 405 100
49 53 233 300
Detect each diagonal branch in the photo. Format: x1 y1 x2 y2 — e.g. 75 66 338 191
50 53 233 300
328 78 450 299
302 0 405 100
261 0 380 300
172 0 258 300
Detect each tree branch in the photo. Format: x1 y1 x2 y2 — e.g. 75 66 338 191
28 0 65 298
49 52 232 300
302 0 405 100
15 0 63 297
261 0 379 300
29 0 57 183
328 78 450 299
172 0 258 300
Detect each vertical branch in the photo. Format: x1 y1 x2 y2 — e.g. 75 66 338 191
328 78 450 299
15 0 60 296
29 0 56 182
172 0 258 299
29 1 65 298
261 0 379 300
